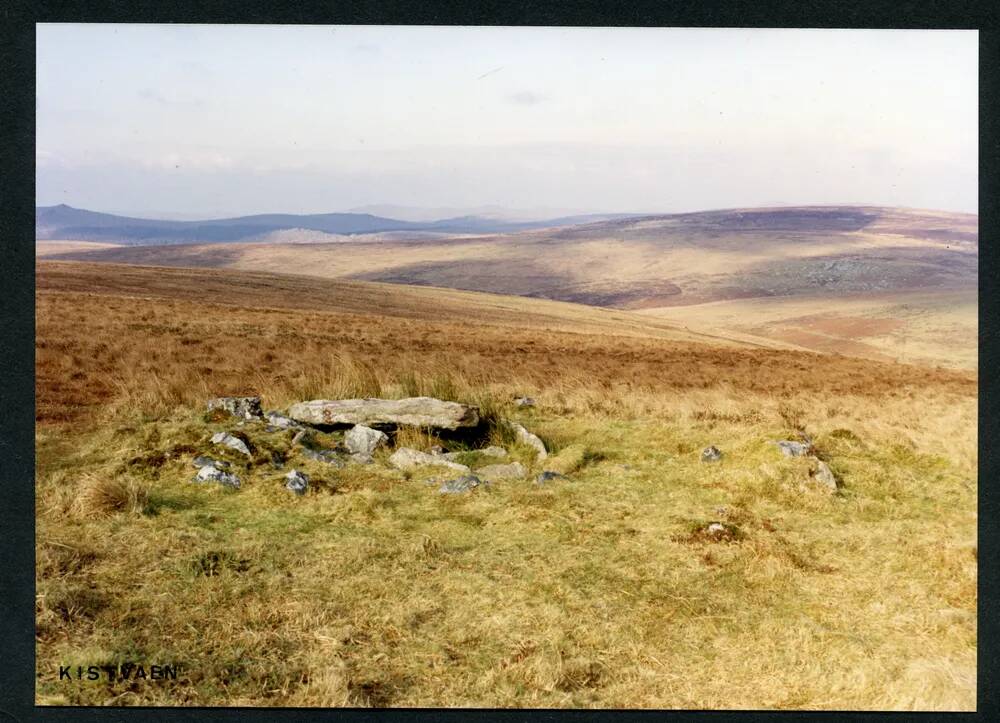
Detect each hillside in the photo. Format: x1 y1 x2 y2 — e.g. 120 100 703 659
35 260 977 709
43 205 977 306
43 206 977 369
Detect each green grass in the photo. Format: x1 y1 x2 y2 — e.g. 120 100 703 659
35 390 976 708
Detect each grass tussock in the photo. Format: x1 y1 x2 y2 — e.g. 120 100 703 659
71 473 150 517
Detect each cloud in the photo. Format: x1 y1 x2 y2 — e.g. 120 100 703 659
507 90 547 106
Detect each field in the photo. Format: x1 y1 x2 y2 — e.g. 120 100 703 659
640 289 977 370
35 261 977 709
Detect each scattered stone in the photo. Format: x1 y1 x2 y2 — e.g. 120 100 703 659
210 431 252 457
438 474 485 494
810 459 839 491
348 453 374 465
291 429 312 447
509 422 547 459
284 469 309 496
514 397 536 408
700 446 722 463
474 462 526 481
429 445 447 455
479 445 508 458
301 447 346 467
536 471 569 485
344 424 388 456
265 411 303 430
287 397 480 430
207 396 262 420
192 455 229 470
193 465 241 488
388 447 471 473
707 522 727 536
775 440 812 457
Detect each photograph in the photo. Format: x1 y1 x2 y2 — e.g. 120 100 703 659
32 24 977 709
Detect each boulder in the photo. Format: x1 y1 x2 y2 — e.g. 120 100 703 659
265 411 303 430
344 424 388 456
509 422 547 460
474 462 526 481
285 469 309 496
701 446 722 463
439 475 485 494
287 397 480 430
775 440 812 457
301 447 345 468
193 465 241 488
810 459 838 491
192 455 229 470
514 397 536 408
536 470 569 485
210 431 252 457
388 447 471 473
207 396 262 420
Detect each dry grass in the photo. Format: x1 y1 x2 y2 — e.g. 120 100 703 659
34 261 977 709
71 473 150 517
641 288 978 370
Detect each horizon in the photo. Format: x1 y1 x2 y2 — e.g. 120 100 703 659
37 26 977 217
35 200 980 225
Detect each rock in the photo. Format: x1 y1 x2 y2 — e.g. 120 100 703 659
474 462 526 481
479 446 508 458
301 447 345 467
388 447 471 473
348 453 374 465
284 469 309 496
344 424 388 456
193 465 241 488
810 459 838 491
192 455 230 470
707 522 727 536
700 446 722 463
536 470 569 485
291 429 312 447
429 445 447 455
439 475 485 494
287 397 480 430
509 422 547 459
265 411 303 430
514 397 536 408
207 396 262 419
210 431 252 457
775 440 812 457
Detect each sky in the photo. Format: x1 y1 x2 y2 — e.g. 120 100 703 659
36 25 978 218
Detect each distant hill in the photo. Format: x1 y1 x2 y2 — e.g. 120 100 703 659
35 204 639 245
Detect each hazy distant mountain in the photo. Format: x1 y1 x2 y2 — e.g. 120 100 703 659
345 204 609 223
35 204 639 244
